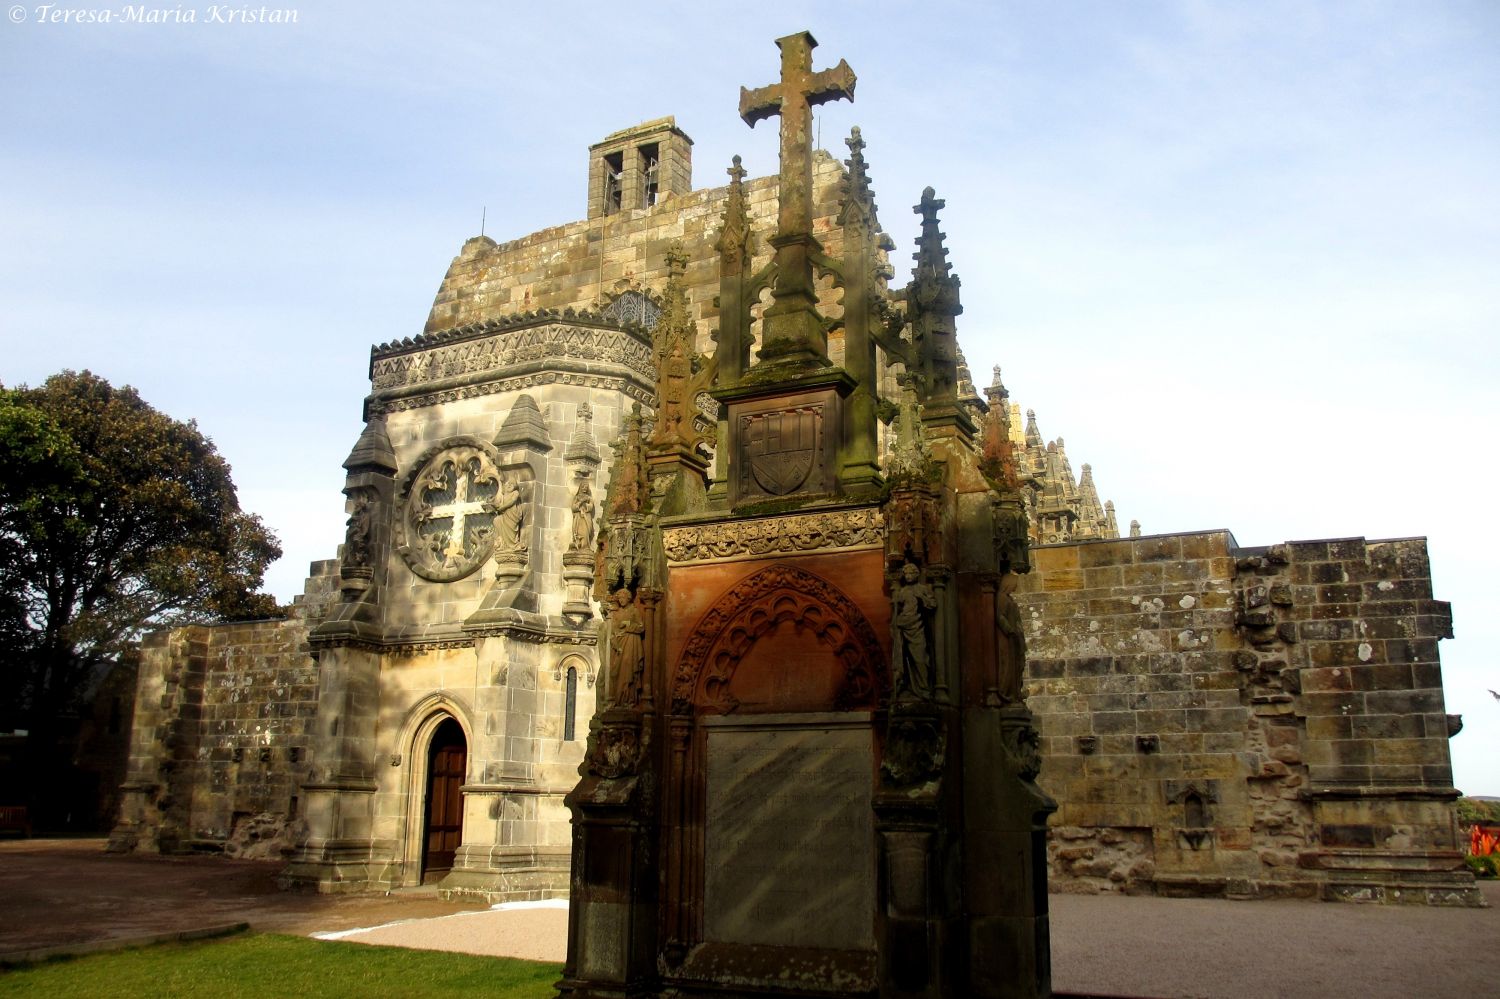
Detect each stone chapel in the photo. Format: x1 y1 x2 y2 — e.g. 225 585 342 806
110 33 1479 913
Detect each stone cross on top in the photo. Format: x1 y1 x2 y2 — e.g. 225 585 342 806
738 30 855 369
740 30 855 241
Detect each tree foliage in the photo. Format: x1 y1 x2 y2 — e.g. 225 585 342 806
1456 797 1500 827
0 371 282 726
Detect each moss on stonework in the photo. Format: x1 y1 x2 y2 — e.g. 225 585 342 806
732 495 835 518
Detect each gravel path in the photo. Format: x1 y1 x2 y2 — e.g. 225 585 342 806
315 899 569 964
325 884 1500 998
5 840 1498 997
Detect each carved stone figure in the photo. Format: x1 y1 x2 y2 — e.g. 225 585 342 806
659 342 690 442
570 480 596 553
494 475 531 556
608 588 647 707
995 572 1026 704
343 490 373 569
890 562 936 699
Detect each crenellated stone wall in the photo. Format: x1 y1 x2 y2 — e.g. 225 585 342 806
1021 530 1478 904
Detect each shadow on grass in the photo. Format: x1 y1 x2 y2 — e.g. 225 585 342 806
0 933 562 998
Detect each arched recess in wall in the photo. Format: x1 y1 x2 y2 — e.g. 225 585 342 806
395 693 476 888
672 564 886 714
557 653 591 742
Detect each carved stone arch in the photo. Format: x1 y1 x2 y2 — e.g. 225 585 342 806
396 693 476 886
672 564 885 714
398 691 477 755
554 651 594 685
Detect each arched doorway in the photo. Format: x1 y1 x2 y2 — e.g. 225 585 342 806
422 717 467 883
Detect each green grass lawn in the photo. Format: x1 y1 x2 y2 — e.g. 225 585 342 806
0 933 563 998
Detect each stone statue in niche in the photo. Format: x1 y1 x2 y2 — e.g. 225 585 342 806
993 572 1027 704
890 562 937 699
570 479 596 553
493 474 532 556
608 588 647 707
343 489 373 569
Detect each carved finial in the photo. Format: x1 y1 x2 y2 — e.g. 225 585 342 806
606 405 650 517
649 243 715 456
985 365 1009 406
715 156 752 275
564 402 601 468
841 126 878 225
905 186 963 407
911 187 954 279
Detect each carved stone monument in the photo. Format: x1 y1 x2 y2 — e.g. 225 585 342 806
559 31 1054 999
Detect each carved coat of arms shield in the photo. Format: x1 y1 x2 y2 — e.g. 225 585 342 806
745 408 819 496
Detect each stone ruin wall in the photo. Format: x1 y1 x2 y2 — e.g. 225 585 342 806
1021 530 1467 901
110 564 340 858
114 618 319 858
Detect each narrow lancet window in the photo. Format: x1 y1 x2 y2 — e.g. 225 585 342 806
564 666 578 741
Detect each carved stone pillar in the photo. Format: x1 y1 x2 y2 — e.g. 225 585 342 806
875 703 959 999
280 644 391 892
469 395 552 626
557 708 660 998
961 704 1055 999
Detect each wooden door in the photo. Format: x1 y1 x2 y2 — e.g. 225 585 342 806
422 718 466 881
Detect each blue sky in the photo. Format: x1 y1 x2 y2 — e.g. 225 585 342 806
3 1 1497 793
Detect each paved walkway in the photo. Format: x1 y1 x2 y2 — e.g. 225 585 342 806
3 839 1497 997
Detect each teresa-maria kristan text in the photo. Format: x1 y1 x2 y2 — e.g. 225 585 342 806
22 5 299 23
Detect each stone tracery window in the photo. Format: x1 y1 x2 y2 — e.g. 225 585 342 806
396 440 515 582
602 290 661 330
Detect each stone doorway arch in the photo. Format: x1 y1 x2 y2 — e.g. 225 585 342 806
421 717 467 882
396 698 474 887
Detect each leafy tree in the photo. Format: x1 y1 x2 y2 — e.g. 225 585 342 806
0 371 282 754
1456 797 1500 827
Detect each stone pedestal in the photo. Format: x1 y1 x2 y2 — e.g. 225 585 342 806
558 711 659 998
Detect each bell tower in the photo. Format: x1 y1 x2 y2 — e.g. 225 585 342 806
587 117 693 220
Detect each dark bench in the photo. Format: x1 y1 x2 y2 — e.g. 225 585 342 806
0 805 31 837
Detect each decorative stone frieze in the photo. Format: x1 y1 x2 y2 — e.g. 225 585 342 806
662 506 884 564
371 320 653 393
376 371 654 415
